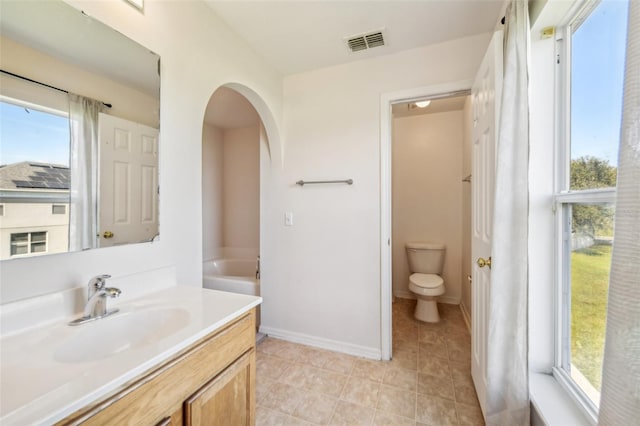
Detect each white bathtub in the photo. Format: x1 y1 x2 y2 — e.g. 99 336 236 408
203 258 261 330
203 258 260 296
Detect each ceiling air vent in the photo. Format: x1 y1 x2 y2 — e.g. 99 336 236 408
346 30 385 53
348 36 368 52
365 32 385 48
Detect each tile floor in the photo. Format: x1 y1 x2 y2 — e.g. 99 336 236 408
255 299 484 425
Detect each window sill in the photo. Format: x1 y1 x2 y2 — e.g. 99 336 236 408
530 373 593 425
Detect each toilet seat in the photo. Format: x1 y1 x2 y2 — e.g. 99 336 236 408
409 273 445 297
409 273 443 288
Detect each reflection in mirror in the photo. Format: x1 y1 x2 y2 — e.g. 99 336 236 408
0 0 160 260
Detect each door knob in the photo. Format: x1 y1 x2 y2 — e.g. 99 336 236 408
103 231 114 239
477 256 492 269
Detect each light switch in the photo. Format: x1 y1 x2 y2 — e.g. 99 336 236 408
285 212 293 226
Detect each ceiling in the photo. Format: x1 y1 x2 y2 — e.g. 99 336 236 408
392 95 468 118
205 0 505 75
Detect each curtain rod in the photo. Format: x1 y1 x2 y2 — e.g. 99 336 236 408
0 69 112 109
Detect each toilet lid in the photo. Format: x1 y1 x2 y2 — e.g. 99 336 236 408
410 273 443 289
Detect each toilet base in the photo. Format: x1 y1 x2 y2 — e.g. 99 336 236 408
414 297 440 323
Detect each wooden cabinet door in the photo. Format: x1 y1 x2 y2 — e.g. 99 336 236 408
184 350 255 426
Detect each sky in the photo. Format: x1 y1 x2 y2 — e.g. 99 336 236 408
571 0 629 167
0 101 69 167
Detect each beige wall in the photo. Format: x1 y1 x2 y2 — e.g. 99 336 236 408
461 97 473 318
202 123 224 260
202 123 260 260
222 125 260 251
392 110 464 304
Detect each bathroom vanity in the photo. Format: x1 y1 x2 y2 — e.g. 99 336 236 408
59 308 256 425
0 286 261 425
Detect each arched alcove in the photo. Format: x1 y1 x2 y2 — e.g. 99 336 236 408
200 83 279 335
219 82 281 167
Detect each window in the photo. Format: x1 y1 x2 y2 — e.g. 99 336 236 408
52 205 66 215
0 99 70 167
0 98 70 260
554 0 628 415
10 232 48 256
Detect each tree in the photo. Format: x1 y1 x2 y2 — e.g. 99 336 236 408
570 156 617 190
570 156 617 237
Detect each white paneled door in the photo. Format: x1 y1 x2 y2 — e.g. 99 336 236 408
98 113 159 247
471 30 503 418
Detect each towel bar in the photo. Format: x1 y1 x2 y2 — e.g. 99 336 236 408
296 179 353 186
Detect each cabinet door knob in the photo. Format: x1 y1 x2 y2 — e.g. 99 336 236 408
477 256 492 269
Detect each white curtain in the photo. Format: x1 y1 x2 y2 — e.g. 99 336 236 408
486 1 530 424
598 1 640 423
69 94 103 251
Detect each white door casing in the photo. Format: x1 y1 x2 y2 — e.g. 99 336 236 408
471 30 503 418
380 80 473 361
98 113 159 247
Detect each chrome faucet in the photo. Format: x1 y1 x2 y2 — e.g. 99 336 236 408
69 274 121 325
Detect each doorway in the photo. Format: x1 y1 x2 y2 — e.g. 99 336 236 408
380 81 472 360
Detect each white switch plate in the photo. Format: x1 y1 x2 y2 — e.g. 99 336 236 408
285 212 293 226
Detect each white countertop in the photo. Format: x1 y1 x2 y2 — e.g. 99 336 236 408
0 286 261 425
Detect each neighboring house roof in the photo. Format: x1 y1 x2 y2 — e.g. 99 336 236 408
0 162 70 190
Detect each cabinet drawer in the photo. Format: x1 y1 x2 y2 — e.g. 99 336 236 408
59 310 255 426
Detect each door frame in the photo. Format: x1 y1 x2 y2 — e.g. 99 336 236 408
379 80 473 360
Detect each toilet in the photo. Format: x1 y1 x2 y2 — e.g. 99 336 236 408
405 242 446 323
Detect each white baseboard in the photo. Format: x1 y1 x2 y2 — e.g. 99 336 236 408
460 302 471 332
259 326 381 361
393 291 460 305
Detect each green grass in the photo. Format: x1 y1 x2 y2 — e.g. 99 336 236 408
571 244 611 391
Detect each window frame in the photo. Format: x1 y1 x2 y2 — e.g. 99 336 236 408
10 231 49 257
0 95 69 121
552 1 621 421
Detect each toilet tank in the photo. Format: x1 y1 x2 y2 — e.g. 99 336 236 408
405 242 446 274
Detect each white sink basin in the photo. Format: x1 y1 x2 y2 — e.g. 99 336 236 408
54 307 190 363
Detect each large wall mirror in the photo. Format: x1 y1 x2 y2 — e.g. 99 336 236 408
0 1 160 260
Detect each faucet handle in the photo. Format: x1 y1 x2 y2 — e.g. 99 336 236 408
105 287 121 298
88 274 112 289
